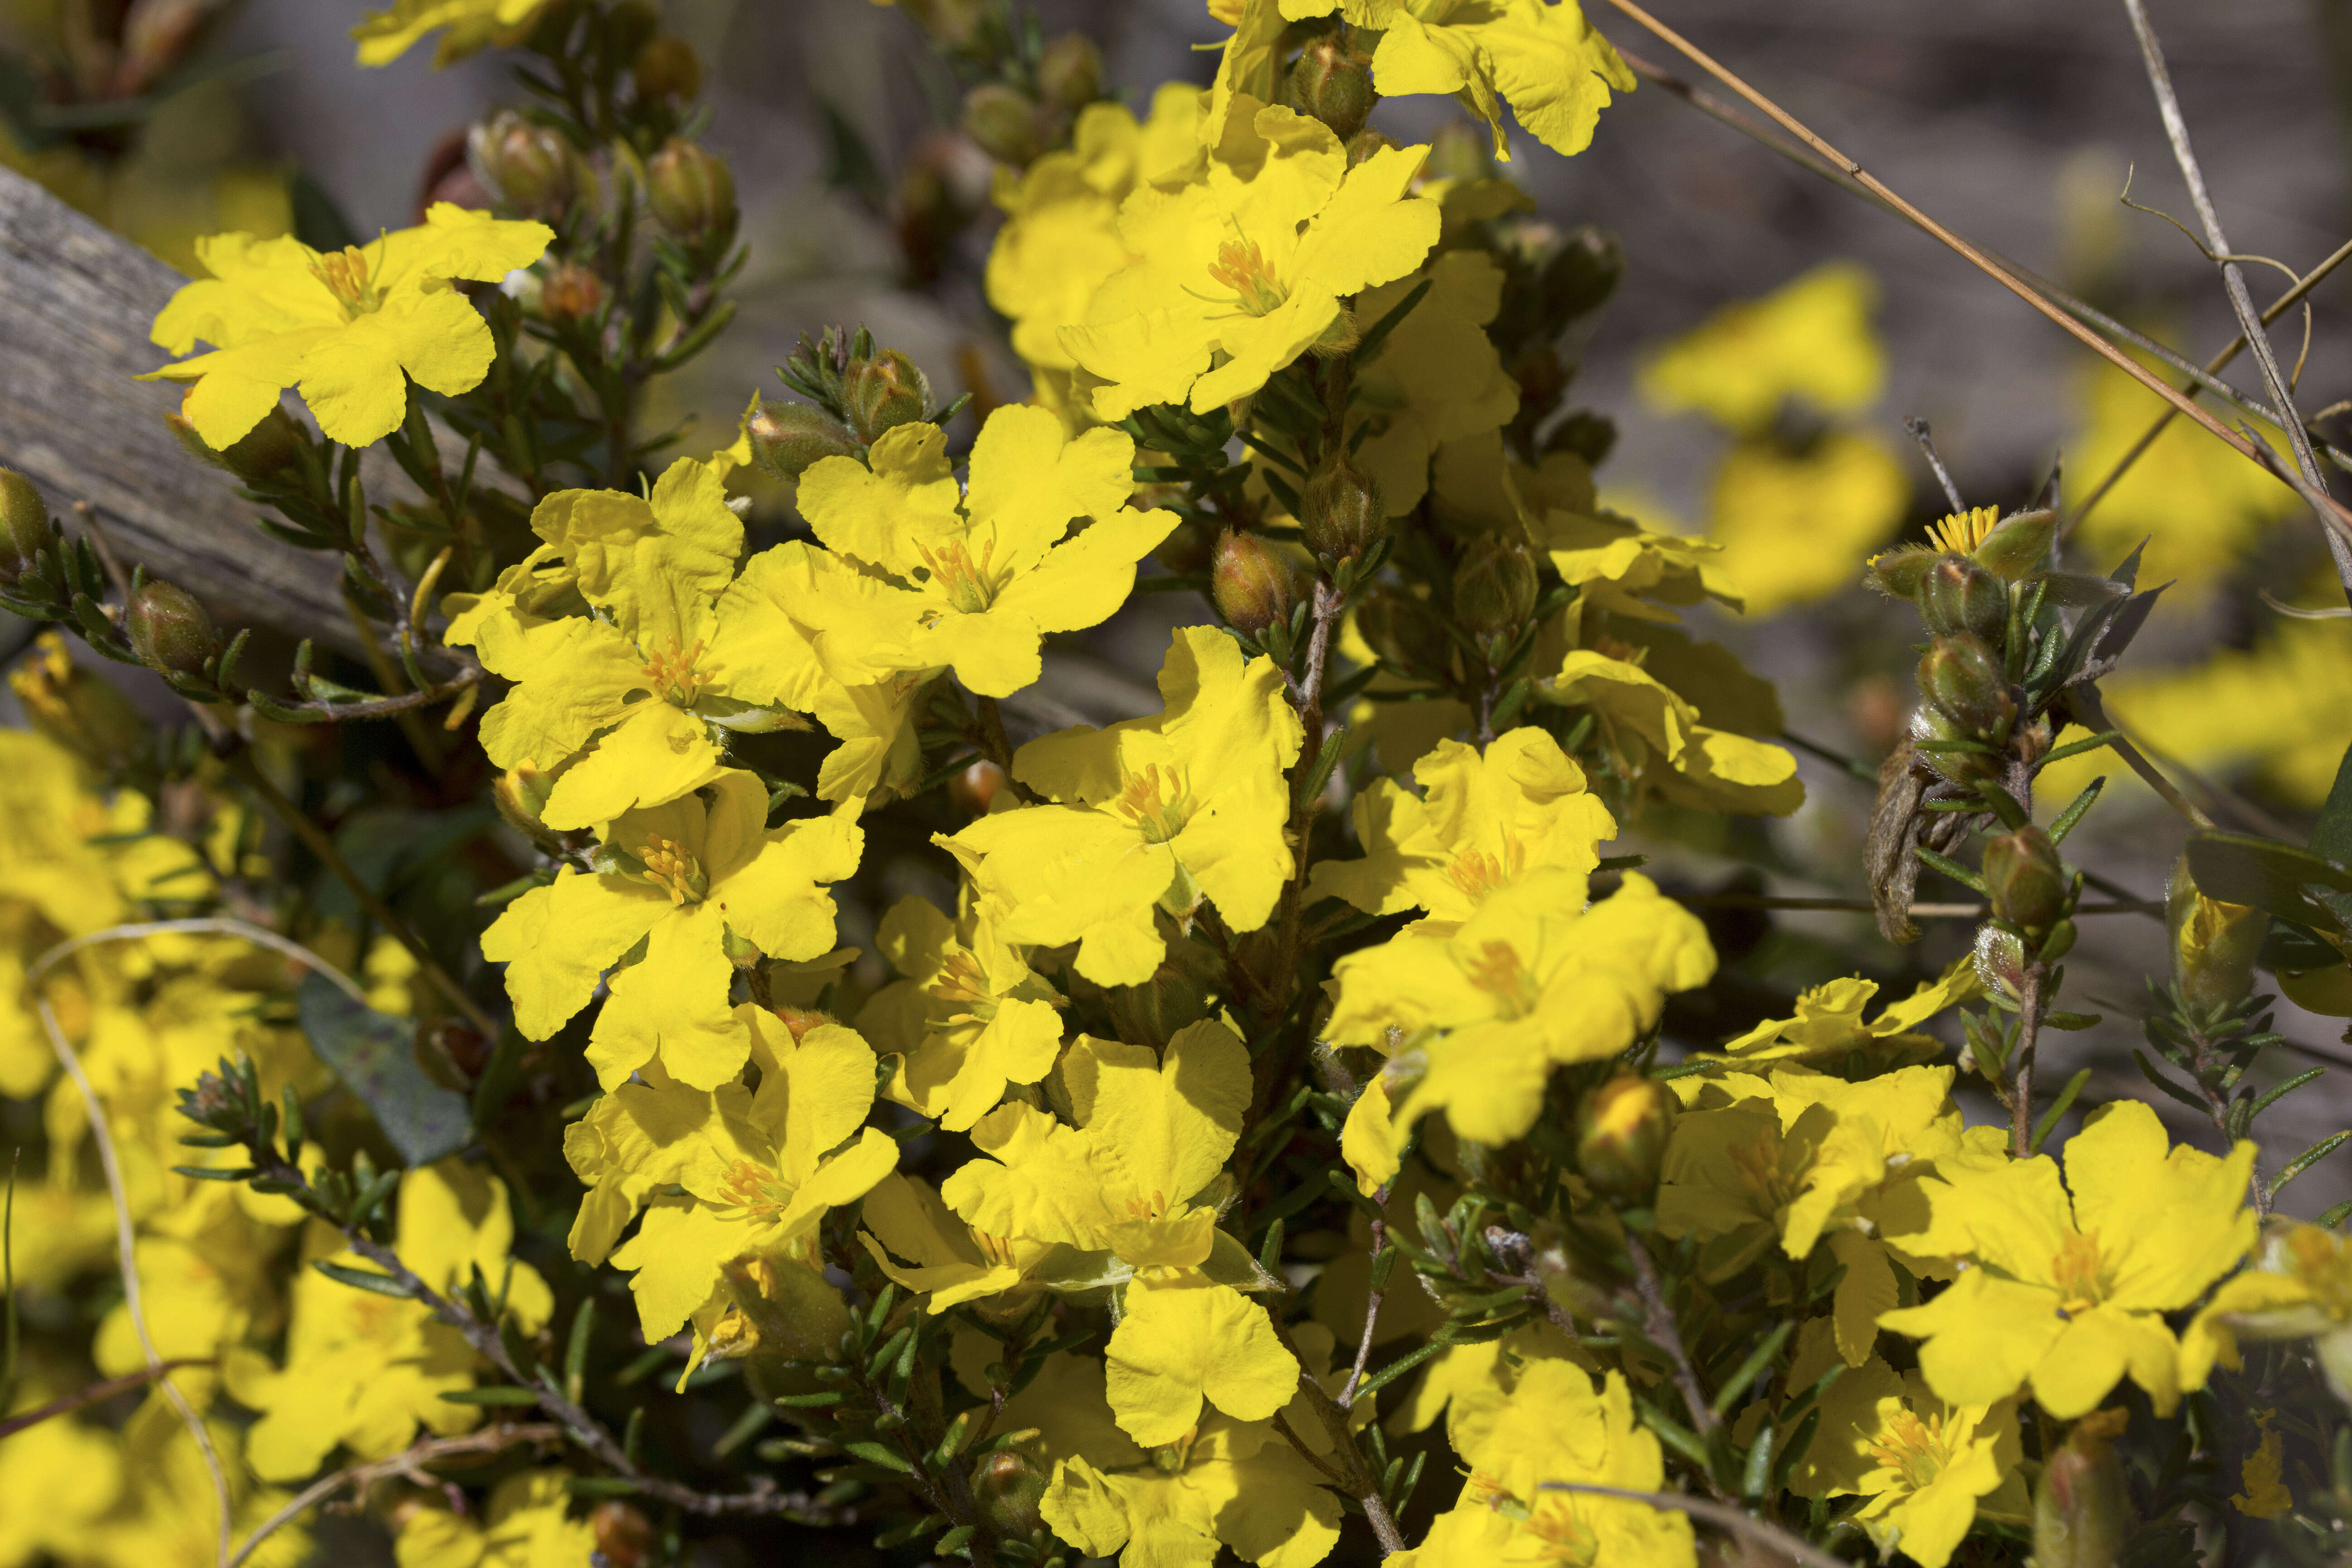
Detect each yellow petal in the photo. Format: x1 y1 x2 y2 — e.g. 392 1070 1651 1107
1104 1278 1301 1446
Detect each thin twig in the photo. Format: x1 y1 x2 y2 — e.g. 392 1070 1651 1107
224 1424 564 1568
2011 965 2044 1159
1905 418 1967 513
29 917 369 1008
1593 0 2352 544
2119 0 2352 603
1337 1187 1390 1409
0 1358 217 1440
34 991 233 1566
1535 1482 1854 1568
1622 1238 1724 1494
2067 686 2214 829
1680 894 2163 917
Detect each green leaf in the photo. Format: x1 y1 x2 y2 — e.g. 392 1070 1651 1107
2315 740 2352 868
2184 832 2352 938
2030 1069 2092 1154
2272 1132 2352 1196
310 1259 419 1298
298 971 472 1167
843 1439 914 1474
438 1386 543 1406
2 1150 17 1414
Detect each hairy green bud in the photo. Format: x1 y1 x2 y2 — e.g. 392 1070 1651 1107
2033 1410 2133 1568
1211 529 1301 638
467 110 585 221
1453 535 1539 642
1917 553 2007 643
749 398 863 478
1355 585 1452 675
961 83 1045 167
1576 1075 1671 1202
1298 450 1387 566
127 579 222 677
1288 33 1375 142
1983 824 2066 932
1917 632 2014 742
841 352 937 446
0 468 52 589
646 137 737 242
1036 33 1103 112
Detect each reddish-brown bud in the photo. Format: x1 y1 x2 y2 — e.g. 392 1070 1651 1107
1211 529 1302 638
466 110 584 222
538 262 604 328
591 1502 656 1568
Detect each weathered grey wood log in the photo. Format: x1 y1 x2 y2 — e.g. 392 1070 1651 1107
0 163 363 656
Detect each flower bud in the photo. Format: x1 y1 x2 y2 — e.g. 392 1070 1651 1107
537 261 604 328
1453 535 1539 642
2033 1409 2133 1568
748 397 862 477
2168 853 2270 1017
590 1502 656 1568
1035 32 1102 112
632 34 702 102
841 352 937 446
971 1449 1049 1539
1211 529 1301 638
1355 586 1452 675
1576 1075 1670 1202
1917 554 2007 643
1916 632 2014 742
1972 506 2059 581
9 632 147 774
466 110 583 222
606 0 661 55
1983 824 2066 932
961 83 1046 167
493 761 568 851
1909 706 1999 786
1345 127 1396 167
1287 33 1375 142
1865 544 1940 601
950 758 1009 816
646 137 737 242
0 468 52 589
1973 922 2027 1000
1299 451 1387 565
126 579 220 678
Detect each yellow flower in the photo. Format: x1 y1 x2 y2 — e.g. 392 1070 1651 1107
229 1162 551 1481
1396 1358 1695 1568
2097 616 2352 810
1706 431 1910 616
393 1470 598 1568
1638 262 1886 433
1788 1357 2026 1568
1306 727 1616 922
584 1011 898 1361
859 894 1065 1132
451 458 835 828
0 1408 122 1565
1695 956 1979 1073
793 407 1176 697
1927 505 2001 555
1036 1342 1344 1568
987 87 1207 379
2181 1222 2352 1403
353 0 551 68
1104 1274 1300 1445
1326 867 1714 1144
1360 0 1637 160
482 772 863 1089
1544 643 1805 816
1063 98 1439 419
1346 252 1522 514
942 627 1302 987
1878 1101 2257 1418
1533 502 1743 622
857 1171 1055 1313
1658 1065 1978 1366
142 205 553 448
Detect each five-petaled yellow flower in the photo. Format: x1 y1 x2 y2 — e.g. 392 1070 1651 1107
144 204 552 449
353 0 552 67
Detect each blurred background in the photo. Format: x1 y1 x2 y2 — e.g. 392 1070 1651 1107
7 0 2352 1196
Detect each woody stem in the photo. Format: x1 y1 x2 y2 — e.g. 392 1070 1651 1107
2010 964 2044 1158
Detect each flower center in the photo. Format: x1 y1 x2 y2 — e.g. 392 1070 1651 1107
2286 1226 2352 1318
926 948 1000 1024
718 1159 793 1218
1114 763 1192 845
2051 1229 2107 1313
1445 842 1524 904
915 538 1000 615
310 245 386 318
640 836 709 906
1866 1407 1958 1490
1464 938 1541 1018
1928 506 2001 554
1205 238 1287 317
640 639 720 706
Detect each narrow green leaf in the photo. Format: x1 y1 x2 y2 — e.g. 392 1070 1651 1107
311 1259 418 1298
2030 1069 2092 1153
2038 732 2122 770
2272 1131 2352 1196
2132 1049 2209 1113
1710 1319 1794 1417
773 1389 845 1407
843 1439 915 1474
169 1164 257 1182
2047 776 2107 844
1741 1422 1776 1499
1916 847 1989 895
2319 1199 2352 1230
564 1476 644 1498
2252 1067 2326 1119
438 1386 543 1406
564 1297 596 1406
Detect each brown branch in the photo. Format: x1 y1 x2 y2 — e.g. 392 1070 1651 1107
1534 1483 1854 1568
2011 965 2044 1159
0 1359 217 1440
1593 0 2352 547
1621 1237 1725 1495
2118 0 2352 603
224 1424 566 1568
1338 1190 1390 1409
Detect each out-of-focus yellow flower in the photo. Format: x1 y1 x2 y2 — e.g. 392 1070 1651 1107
2182 1222 2352 1403
2069 354 2298 595
1063 99 1437 419
393 1470 597 1568
2232 1415 2293 1519
1694 956 1979 1074
1545 642 1806 816
1639 263 1886 433
1708 431 1910 616
353 0 552 68
143 206 553 448
1347 251 1521 516
2105 617 2352 809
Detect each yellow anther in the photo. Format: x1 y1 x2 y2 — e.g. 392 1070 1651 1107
309 245 385 317
640 835 708 906
1205 237 1287 317
640 638 719 706
1113 763 1191 845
